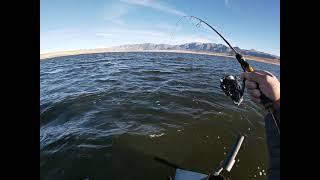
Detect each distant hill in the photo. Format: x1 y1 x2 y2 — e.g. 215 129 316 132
40 42 280 65
109 42 280 60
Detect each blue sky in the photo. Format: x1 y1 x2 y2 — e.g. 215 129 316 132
41 0 279 56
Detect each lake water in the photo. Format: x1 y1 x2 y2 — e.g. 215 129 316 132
40 52 280 180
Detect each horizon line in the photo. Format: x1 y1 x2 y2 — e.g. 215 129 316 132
40 42 280 57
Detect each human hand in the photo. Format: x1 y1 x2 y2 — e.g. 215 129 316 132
241 70 280 109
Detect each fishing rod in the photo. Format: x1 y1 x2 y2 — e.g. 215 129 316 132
180 16 280 135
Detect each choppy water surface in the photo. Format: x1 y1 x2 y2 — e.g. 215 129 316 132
40 52 279 180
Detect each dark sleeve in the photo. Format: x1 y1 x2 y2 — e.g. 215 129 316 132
264 107 280 180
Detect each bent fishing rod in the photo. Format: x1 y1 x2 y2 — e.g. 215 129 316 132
182 15 280 135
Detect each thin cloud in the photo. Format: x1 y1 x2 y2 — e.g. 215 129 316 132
96 28 166 37
224 0 229 7
41 28 82 52
120 0 186 16
223 0 240 11
155 22 182 31
130 30 165 36
103 3 131 25
40 29 80 45
95 33 113 37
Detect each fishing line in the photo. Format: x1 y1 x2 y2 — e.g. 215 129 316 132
175 16 280 136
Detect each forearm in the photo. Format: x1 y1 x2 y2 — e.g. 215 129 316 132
264 108 280 180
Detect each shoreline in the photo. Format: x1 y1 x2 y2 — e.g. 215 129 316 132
40 49 280 65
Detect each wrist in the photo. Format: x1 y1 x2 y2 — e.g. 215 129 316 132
273 98 280 109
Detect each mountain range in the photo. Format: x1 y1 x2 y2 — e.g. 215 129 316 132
40 42 280 64
108 42 280 60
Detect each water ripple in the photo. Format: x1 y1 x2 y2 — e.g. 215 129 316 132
40 52 279 180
